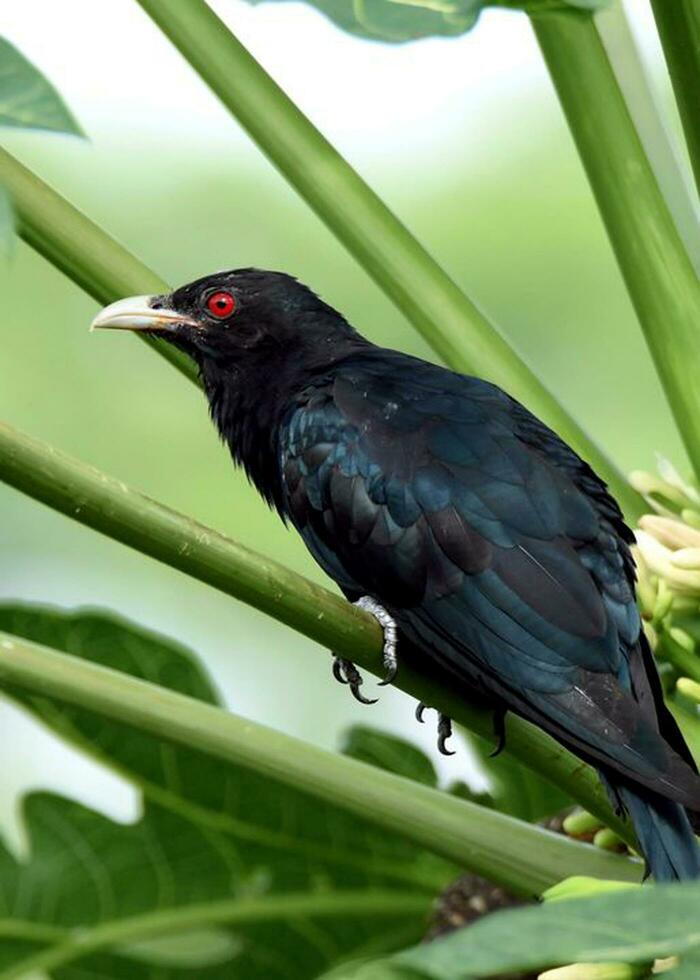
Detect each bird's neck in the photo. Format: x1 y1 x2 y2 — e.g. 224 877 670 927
200 358 289 510
200 336 369 511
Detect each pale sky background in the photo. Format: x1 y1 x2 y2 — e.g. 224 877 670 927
3 1 663 151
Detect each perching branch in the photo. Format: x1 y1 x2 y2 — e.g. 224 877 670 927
0 629 641 895
650 0 700 196
0 417 632 842
531 8 700 482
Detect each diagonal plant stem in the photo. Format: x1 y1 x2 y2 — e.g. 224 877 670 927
92 0 639 519
0 629 642 897
531 8 700 482
650 0 700 196
596 1 700 273
0 417 632 842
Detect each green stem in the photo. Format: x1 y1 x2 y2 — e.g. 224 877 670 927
651 0 700 195
0 892 430 979
531 10 700 482
0 630 641 901
0 417 632 843
124 0 636 519
0 146 196 384
596 2 700 272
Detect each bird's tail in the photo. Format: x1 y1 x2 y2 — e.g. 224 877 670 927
617 782 700 882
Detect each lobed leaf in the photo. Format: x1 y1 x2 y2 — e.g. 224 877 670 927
0 184 13 255
0 604 449 978
393 880 700 977
342 726 438 788
467 732 572 823
243 0 609 44
0 38 83 136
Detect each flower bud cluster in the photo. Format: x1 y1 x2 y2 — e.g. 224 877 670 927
630 460 700 695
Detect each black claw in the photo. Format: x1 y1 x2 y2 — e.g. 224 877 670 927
378 663 398 687
332 658 349 685
490 708 507 758
437 715 455 756
332 656 377 705
415 702 428 724
350 682 378 706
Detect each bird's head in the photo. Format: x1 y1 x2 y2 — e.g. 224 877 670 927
90 268 361 378
91 268 364 504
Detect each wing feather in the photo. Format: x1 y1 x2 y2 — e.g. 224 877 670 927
279 354 700 805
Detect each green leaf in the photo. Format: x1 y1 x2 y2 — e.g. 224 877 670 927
341 725 567 824
342 726 438 788
243 0 609 44
248 0 482 43
468 733 573 822
0 183 13 255
0 604 447 978
318 957 427 980
0 37 84 135
394 881 700 978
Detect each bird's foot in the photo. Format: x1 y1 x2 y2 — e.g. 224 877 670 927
330 596 397 704
490 707 507 758
415 702 456 756
354 596 398 686
331 656 378 705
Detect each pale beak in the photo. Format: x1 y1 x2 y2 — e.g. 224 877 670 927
90 296 199 334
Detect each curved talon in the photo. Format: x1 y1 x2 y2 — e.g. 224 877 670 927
349 682 378 706
415 702 428 724
437 714 455 756
332 655 378 705
332 658 350 685
490 708 507 758
378 661 398 687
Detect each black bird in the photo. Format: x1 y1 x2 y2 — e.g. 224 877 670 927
92 268 700 882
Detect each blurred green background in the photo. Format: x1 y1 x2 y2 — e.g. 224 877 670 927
0 0 690 846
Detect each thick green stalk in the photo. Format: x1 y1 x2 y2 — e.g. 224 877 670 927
596 2 700 273
651 0 700 195
532 10 700 481
0 147 197 384
0 893 431 979
0 417 632 842
127 0 638 518
0 630 641 895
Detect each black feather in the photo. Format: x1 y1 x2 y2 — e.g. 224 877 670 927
154 269 700 881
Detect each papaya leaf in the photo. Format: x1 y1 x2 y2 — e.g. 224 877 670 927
243 0 609 44
0 38 83 135
394 881 700 978
342 726 437 788
0 604 450 978
467 732 573 823
0 184 12 255
318 957 427 980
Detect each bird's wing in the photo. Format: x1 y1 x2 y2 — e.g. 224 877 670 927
280 354 700 806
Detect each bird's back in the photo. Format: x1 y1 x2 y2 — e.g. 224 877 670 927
279 346 700 812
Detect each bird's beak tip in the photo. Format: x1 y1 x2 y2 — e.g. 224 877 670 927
90 295 194 334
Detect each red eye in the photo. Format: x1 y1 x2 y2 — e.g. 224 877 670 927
206 290 236 319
